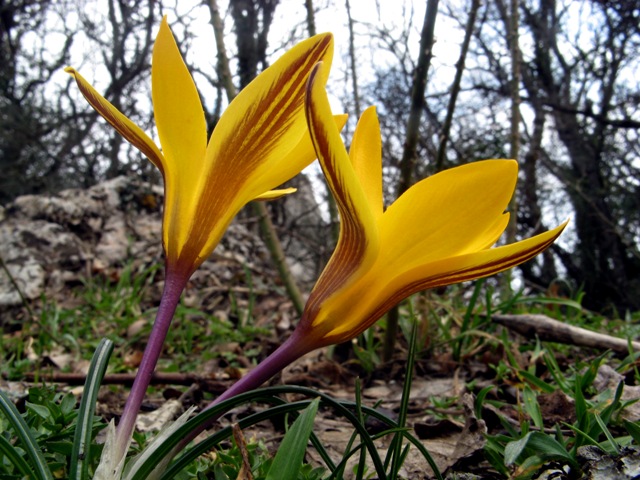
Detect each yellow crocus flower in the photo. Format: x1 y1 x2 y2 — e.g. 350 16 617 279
298 62 568 347
67 19 334 474
65 17 334 280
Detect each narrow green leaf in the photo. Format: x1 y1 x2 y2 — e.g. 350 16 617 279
475 385 494 419
623 420 640 444
574 374 589 433
544 351 571 393
388 305 418 480
0 390 54 480
513 296 583 310
593 413 620 454
0 434 35 478
599 381 624 426
505 431 575 467
518 370 555 394
354 378 366 480
70 338 114 480
504 432 532 465
159 387 390 480
565 423 602 455
522 386 543 429
526 432 575 465
265 398 320 480
454 279 484 360
483 440 510 476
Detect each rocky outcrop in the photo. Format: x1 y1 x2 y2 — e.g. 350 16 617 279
0 176 320 327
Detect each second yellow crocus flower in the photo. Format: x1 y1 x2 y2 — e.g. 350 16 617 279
298 62 568 348
184 61 568 454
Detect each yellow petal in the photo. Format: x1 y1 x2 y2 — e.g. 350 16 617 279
350 106 383 218
169 33 334 272
152 17 208 259
203 33 334 201
64 67 165 174
304 62 379 321
254 188 297 200
152 17 207 174
379 220 569 316
379 160 517 271
252 115 347 202
314 220 567 345
252 114 349 192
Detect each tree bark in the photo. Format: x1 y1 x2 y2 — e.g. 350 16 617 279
434 0 480 172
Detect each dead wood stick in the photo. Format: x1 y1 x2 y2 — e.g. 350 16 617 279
7 371 228 390
492 313 640 353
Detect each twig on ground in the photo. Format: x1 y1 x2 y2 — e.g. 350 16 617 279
492 313 640 353
4 372 229 393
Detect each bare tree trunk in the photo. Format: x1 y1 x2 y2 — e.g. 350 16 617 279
515 0 640 311
207 0 305 315
345 0 361 118
304 0 316 36
383 0 439 362
434 0 480 172
500 0 521 296
208 0 235 101
518 99 558 287
395 0 439 194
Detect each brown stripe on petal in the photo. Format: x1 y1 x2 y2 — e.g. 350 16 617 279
362 232 562 332
304 198 368 317
189 36 333 253
303 104 369 318
72 75 165 175
211 35 332 182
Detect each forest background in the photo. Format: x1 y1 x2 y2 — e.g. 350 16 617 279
1 0 639 315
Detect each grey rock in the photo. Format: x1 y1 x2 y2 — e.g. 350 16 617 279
0 175 322 325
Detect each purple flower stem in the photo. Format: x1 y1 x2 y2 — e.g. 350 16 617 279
181 331 310 445
114 271 188 460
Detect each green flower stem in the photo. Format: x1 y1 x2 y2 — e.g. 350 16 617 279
114 270 188 460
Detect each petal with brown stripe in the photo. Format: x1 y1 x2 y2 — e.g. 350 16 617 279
303 62 379 318
204 33 335 201
172 34 336 273
64 67 165 174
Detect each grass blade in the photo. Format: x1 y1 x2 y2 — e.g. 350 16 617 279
158 386 392 480
454 279 484 360
0 390 54 480
0 433 35 478
264 397 319 480
388 305 418 480
593 413 620 454
623 420 640 444
518 370 555 394
522 386 543 429
70 338 114 480
506 431 577 468
354 378 366 480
